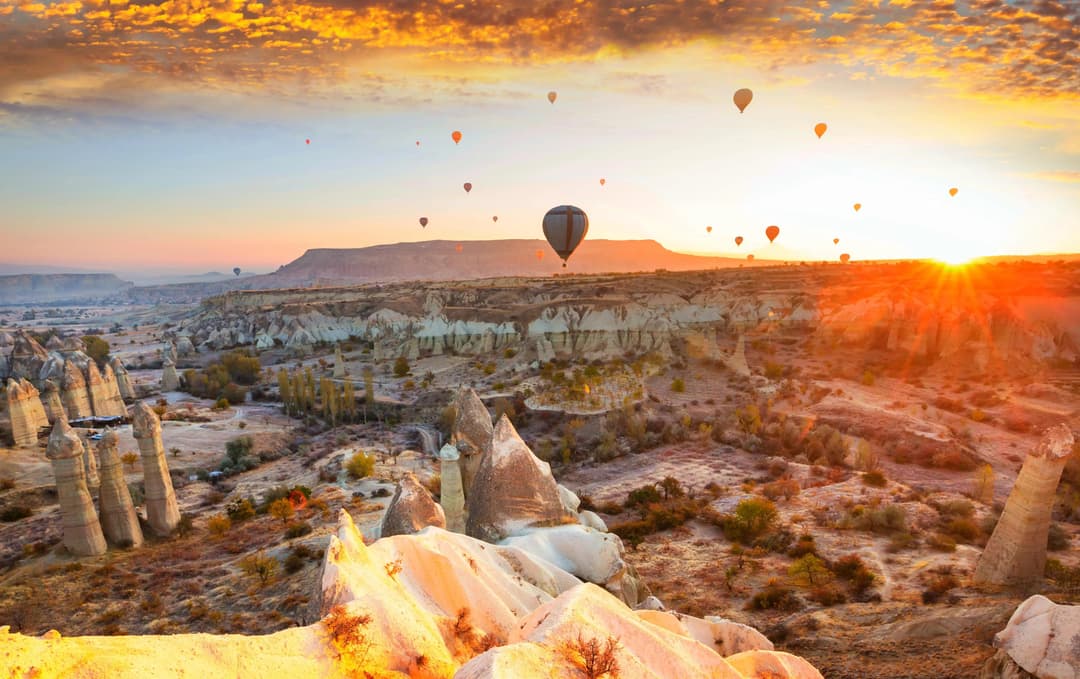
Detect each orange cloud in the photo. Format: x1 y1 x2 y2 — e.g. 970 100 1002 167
1032 170 1080 183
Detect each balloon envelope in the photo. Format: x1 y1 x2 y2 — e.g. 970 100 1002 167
706 226 712 233
548 91 557 104
305 138 310 145
765 225 780 243
492 216 498 223
840 253 851 263
833 238 839 245
419 217 428 227
599 178 605 186
463 182 472 193
542 205 589 266
451 131 462 144
536 249 544 261
814 123 827 138
949 187 958 196
233 267 241 277
747 254 755 261
735 236 743 246
733 88 753 113
415 140 420 147
455 244 463 252
853 203 861 212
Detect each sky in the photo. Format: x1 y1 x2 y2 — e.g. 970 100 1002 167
0 0 1078 273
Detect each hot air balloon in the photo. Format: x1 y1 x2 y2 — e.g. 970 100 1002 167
733 88 753 113
419 217 428 227
451 130 462 144
305 138 310 145
492 215 498 223
765 225 780 243
747 254 755 262
833 238 839 245
536 249 544 261
735 236 743 246
548 91 557 104
415 140 420 147
599 178 606 186
706 226 713 233
840 253 851 264
949 187 958 197
233 267 241 277
814 123 827 138
853 203 861 212
542 205 588 268
463 182 472 193
455 244 463 253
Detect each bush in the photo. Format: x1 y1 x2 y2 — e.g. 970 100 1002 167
268 498 295 524
213 397 230 411
625 484 663 509
1047 522 1069 551
345 452 376 480
393 357 410 378
921 573 959 604
225 497 256 522
747 579 802 611
788 554 833 587
82 335 110 367
0 506 32 522
285 521 312 539
207 514 231 536
762 479 801 501
926 533 957 552
787 534 817 558
941 517 980 543
722 497 779 544
671 378 685 393
809 584 847 606
852 504 907 534
239 552 278 586
833 554 876 594
862 471 887 487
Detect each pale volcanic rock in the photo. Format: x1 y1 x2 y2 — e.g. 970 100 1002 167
578 510 608 532
99 363 127 416
990 595 1080 679
109 357 136 401
5 378 47 447
465 416 569 543
332 343 345 377
379 472 446 538
40 379 65 423
635 611 775 656
131 402 181 536
96 430 144 548
80 434 99 490
175 335 195 357
60 360 93 420
974 424 1075 589
438 443 466 533
160 357 180 392
450 387 494 495
9 330 50 382
85 360 122 417
556 484 581 514
46 418 107 557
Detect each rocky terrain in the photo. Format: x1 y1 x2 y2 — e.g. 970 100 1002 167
0 274 134 304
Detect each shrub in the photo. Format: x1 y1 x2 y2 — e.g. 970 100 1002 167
121 452 139 469
345 452 376 480
722 497 779 544
393 356 410 378
238 552 278 586
1047 522 1069 551
671 378 685 393
861 370 875 386
82 335 110 367
972 464 994 504
285 521 312 539
747 579 802 611
809 584 847 606
225 498 256 522
787 534 817 558
213 397 230 410
284 552 305 574
853 504 907 534
788 554 833 587
324 605 373 664
833 554 875 594
969 408 987 422
762 479 801 501
941 517 980 543
862 471 887 487
0 506 32 522
269 498 295 524
921 573 959 604
559 633 620 679
625 484 662 509
207 514 231 536
926 533 957 552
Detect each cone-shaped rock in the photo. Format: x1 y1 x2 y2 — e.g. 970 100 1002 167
9 330 49 382
96 430 144 548
465 415 569 543
132 401 181 536
974 424 1075 589
160 357 179 392
438 444 465 533
40 378 65 424
450 387 493 496
6 378 47 447
60 360 93 420
110 357 136 401
81 434 99 490
379 472 446 538
46 418 107 556
333 343 345 378
99 363 127 416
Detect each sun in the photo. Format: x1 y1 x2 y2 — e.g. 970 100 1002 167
936 253 974 266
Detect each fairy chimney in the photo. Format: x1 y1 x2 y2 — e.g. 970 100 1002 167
132 402 181 536
46 419 107 557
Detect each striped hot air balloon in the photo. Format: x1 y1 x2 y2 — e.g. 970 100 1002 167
542 205 589 268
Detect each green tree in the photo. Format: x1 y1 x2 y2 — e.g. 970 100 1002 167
346 452 376 480
82 335 110 368
788 554 833 587
268 498 295 524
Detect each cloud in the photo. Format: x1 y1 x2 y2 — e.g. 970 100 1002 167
0 0 1076 117
1032 170 1080 183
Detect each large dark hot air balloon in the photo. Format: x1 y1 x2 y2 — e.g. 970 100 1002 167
735 236 743 246
463 182 472 193
542 205 588 268
814 123 827 138
452 131 462 144
765 225 780 243
233 267 241 277
419 217 428 227
733 88 753 113
840 253 851 264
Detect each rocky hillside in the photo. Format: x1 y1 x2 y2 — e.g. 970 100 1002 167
0 274 133 304
178 260 1080 377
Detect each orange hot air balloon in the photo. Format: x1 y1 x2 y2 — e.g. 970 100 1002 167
733 88 753 113
599 178 606 186
463 182 472 193
542 204 589 268
814 123 827 138
853 203 861 212
492 215 498 223
451 130 462 144
455 244 463 253
833 238 839 245
747 254 755 261
765 225 780 243
735 236 743 246
548 91 557 104
419 217 428 227
949 187 958 197
840 253 851 264
706 226 712 233
536 249 544 261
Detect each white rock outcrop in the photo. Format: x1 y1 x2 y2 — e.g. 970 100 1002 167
378 472 446 538
990 594 1080 679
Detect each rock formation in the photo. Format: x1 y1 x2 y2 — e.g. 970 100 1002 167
465 415 569 542
81 434 99 490
8 330 49 382
333 343 345 378
437 443 466 533
110 357 136 401
450 386 493 495
161 341 178 364
5 378 48 447
60 360 93 420
45 419 107 557
378 472 446 538
96 430 144 548
984 594 1080 679
99 363 127 416
175 335 195 357
85 361 124 418
40 379 65 423
160 357 180 392
131 402 181 536
974 424 1075 589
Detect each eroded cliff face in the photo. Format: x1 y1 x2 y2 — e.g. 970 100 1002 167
176 264 1079 374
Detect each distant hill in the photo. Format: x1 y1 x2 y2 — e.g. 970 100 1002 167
0 274 134 304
